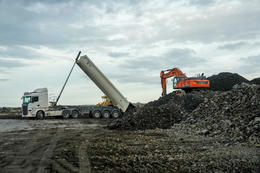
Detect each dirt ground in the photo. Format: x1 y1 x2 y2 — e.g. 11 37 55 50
0 117 259 173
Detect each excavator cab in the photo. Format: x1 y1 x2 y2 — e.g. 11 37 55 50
173 77 186 88
97 96 113 107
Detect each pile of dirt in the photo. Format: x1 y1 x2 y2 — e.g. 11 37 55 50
207 72 249 91
109 83 260 145
185 83 260 144
108 90 216 130
251 77 260 85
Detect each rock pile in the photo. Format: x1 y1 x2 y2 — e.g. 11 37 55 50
207 72 249 91
251 77 260 85
109 83 260 144
109 104 182 130
108 90 216 130
186 83 260 144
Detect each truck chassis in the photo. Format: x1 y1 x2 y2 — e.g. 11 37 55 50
22 105 122 119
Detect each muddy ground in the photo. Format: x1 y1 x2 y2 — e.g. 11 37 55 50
0 117 259 173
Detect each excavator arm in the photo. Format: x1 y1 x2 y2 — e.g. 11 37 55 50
160 68 187 96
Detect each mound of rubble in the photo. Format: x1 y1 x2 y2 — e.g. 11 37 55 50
207 72 249 91
109 90 216 130
109 83 260 144
251 77 260 85
185 83 260 144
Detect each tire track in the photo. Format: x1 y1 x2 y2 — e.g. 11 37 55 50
79 141 91 173
36 128 63 173
1 129 59 172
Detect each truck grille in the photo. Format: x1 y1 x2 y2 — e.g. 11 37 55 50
22 104 28 115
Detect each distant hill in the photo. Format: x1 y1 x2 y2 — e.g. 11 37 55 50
207 72 249 91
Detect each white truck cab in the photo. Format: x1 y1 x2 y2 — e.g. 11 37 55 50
22 88 48 117
22 88 62 118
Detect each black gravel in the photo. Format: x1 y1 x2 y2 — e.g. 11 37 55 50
207 72 249 91
109 82 260 145
186 83 260 144
251 77 260 85
108 90 216 130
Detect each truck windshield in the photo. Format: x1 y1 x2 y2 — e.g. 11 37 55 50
23 96 31 103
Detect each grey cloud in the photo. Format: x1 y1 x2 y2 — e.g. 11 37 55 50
108 70 159 85
164 48 197 66
20 0 140 7
218 42 247 50
0 46 43 59
150 1 260 43
0 78 9 82
1 0 259 50
0 59 27 68
0 0 104 46
243 55 260 68
0 0 142 47
109 52 129 58
253 42 260 46
121 48 202 70
187 0 217 6
239 55 260 74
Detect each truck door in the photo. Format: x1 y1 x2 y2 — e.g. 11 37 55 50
30 96 39 115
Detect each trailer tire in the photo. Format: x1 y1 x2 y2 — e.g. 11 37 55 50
93 110 101 118
102 110 110 119
111 110 121 119
62 110 70 119
36 111 45 120
71 110 79 119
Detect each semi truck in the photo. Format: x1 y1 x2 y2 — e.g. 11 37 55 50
21 53 133 119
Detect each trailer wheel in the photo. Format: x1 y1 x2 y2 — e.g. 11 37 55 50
111 110 121 119
36 111 45 120
102 110 110 119
71 110 79 119
62 110 70 119
93 110 101 118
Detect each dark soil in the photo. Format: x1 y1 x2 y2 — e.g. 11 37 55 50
251 77 260 85
0 119 258 173
109 83 260 145
186 83 260 144
88 128 260 173
207 72 249 91
108 90 216 130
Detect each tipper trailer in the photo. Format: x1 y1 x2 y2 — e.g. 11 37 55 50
21 53 133 119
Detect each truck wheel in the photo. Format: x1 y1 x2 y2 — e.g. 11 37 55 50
102 111 110 119
71 110 79 119
62 110 70 119
111 110 121 119
36 111 45 120
93 110 101 118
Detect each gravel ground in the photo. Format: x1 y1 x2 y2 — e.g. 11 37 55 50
0 118 259 172
88 125 260 173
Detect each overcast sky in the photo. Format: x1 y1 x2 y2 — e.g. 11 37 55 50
0 0 259 107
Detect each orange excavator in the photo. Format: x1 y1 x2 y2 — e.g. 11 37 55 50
160 68 210 96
